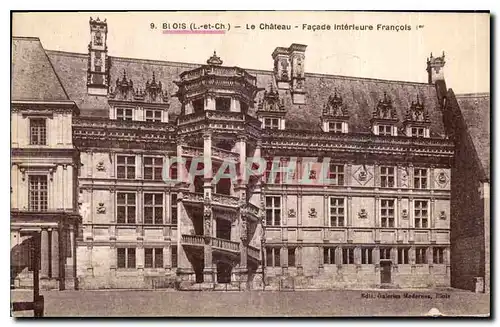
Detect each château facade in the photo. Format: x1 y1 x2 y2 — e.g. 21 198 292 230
11 17 488 291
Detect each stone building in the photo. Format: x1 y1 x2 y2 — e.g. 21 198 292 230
445 92 490 293
10 17 487 291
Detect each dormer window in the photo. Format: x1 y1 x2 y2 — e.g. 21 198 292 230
371 92 398 137
257 83 286 130
145 109 162 122
410 127 426 138
116 108 133 121
264 117 280 130
321 90 349 133
377 124 395 136
404 96 431 138
329 122 343 133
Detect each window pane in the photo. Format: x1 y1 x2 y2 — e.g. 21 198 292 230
127 248 136 268
117 248 126 268
155 248 163 268
145 248 153 268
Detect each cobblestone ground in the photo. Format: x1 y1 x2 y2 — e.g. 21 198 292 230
11 288 490 317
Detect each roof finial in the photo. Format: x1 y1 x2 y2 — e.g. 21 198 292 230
207 51 223 66
152 71 156 83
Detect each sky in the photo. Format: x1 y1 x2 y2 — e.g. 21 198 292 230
12 11 490 94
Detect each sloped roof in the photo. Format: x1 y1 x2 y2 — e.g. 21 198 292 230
456 93 490 178
46 49 446 137
12 37 69 101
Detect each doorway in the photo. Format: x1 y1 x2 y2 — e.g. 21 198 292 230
380 260 392 284
216 262 232 284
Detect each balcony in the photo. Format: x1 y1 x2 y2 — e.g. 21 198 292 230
179 66 257 87
246 244 260 261
246 203 260 221
177 111 261 130
182 192 239 208
211 193 239 209
181 146 239 163
211 237 240 253
181 234 205 246
181 234 261 265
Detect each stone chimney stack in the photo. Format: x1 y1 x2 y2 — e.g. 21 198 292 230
426 51 446 84
272 43 307 104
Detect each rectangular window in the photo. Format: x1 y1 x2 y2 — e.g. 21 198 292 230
411 127 426 138
144 193 163 224
414 200 429 228
264 118 280 130
117 192 136 224
433 248 445 264
342 248 355 264
171 193 178 224
145 248 163 268
265 196 281 226
216 97 231 111
324 247 336 265
415 247 428 264
171 246 178 268
265 159 288 184
328 122 343 133
266 247 281 267
116 108 133 121
329 197 345 227
328 164 344 185
380 247 391 260
380 199 395 228
145 109 162 122
143 157 163 180
28 175 48 211
192 98 204 113
288 248 296 267
398 248 409 264
380 166 395 187
117 248 136 268
117 155 136 179
378 125 393 136
30 118 47 145
414 168 428 189
361 248 373 264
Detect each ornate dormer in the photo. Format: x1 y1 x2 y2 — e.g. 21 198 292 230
113 70 134 99
371 92 399 136
257 83 286 130
426 51 446 84
108 71 170 122
321 89 349 133
134 72 170 104
87 17 109 96
403 95 430 138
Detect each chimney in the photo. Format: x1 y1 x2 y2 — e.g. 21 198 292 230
271 43 307 104
426 51 446 84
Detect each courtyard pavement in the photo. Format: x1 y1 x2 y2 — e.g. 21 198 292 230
11 288 490 317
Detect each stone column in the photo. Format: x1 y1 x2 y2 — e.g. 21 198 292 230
297 246 303 275
430 198 435 229
202 130 214 283
40 229 49 279
51 229 59 279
